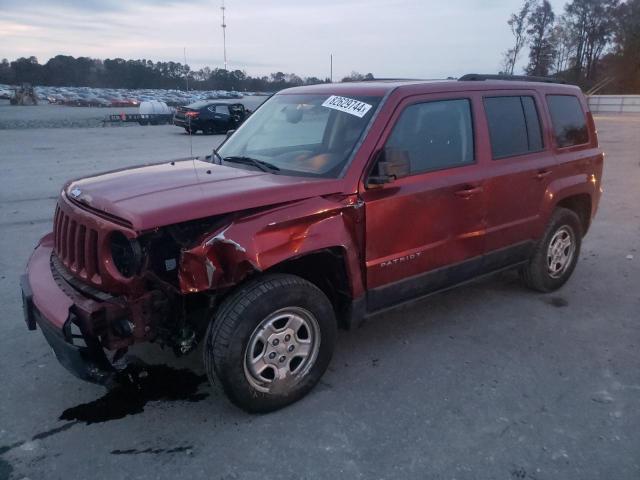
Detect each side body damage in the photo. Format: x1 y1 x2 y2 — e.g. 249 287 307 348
179 194 365 316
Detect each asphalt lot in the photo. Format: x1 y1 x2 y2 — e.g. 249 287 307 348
1 116 639 480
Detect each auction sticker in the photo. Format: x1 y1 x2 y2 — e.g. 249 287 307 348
322 95 372 118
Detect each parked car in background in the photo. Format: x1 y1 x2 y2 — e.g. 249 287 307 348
173 101 250 134
22 75 603 413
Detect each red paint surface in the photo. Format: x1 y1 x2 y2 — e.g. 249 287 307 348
26 79 603 347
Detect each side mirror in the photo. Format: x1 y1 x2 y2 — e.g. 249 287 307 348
226 129 235 138
367 147 411 187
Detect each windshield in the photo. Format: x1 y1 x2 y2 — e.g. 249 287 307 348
216 93 381 178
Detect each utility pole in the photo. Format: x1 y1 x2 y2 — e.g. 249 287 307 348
221 0 228 71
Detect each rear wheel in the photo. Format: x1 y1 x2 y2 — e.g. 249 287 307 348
204 274 337 413
521 207 582 292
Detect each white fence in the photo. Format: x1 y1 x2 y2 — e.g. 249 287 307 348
588 95 640 114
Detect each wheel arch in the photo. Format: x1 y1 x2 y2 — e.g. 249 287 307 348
555 193 592 236
266 247 354 329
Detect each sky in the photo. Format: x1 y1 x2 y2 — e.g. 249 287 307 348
0 0 568 80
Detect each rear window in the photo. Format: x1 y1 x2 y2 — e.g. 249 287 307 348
546 95 589 148
483 96 544 159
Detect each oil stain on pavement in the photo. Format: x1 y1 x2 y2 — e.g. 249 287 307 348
111 446 193 455
547 296 569 308
0 364 207 475
60 364 208 424
0 457 13 480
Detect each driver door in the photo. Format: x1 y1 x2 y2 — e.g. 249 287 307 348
360 94 488 311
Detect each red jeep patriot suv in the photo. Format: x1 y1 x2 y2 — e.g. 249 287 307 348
21 75 603 412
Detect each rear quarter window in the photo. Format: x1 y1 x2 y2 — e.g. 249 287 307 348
546 95 589 148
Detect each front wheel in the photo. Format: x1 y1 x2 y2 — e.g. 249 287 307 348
204 274 337 413
521 207 582 292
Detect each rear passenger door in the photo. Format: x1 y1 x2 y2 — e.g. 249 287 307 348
481 91 557 258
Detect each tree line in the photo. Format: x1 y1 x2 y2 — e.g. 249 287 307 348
0 55 374 92
502 0 639 92
1 0 637 93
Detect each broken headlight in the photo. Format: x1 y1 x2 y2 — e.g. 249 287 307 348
110 231 143 278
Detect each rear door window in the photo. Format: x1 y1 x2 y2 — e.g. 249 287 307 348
546 95 589 148
483 96 544 159
385 99 474 174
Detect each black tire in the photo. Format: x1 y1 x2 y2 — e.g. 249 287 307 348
204 274 337 413
521 207 582 292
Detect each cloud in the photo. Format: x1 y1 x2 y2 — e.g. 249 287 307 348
0 0 572 78
0 0 206 13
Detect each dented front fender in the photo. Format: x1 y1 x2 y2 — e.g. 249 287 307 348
177 194 365 297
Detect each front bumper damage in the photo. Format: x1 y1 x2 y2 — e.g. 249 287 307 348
22 273 115 384
21 234 154 384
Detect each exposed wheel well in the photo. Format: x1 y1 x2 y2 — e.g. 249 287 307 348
268 248 352 329
557 194 592 236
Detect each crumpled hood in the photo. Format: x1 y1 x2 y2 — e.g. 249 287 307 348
66 159 344 231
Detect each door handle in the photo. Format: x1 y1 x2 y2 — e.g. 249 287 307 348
534 169 552 180
454 185 483 197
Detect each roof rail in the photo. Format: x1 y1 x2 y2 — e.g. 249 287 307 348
459 73 566 84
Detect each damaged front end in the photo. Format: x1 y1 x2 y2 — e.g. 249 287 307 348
21 233 168 385
176 194 365 301
23 191 364 384
21 198 225 384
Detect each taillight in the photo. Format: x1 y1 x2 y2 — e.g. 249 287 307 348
185 111 199 118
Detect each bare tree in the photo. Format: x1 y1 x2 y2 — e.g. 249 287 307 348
564 0 619 80
550 16 575 74
502 0 535 75
526 0 556 76
611 0 640 91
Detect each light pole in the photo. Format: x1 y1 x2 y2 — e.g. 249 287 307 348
221 0 228 71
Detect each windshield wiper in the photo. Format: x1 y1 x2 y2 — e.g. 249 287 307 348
223 156 280 173
212 148 224 165
204 148 224 165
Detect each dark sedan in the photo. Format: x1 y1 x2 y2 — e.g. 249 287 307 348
173 100 249 134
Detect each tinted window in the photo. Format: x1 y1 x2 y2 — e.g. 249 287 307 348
546 95 589 147
522 96 543 151
386 99 474 174
484 96 544 159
